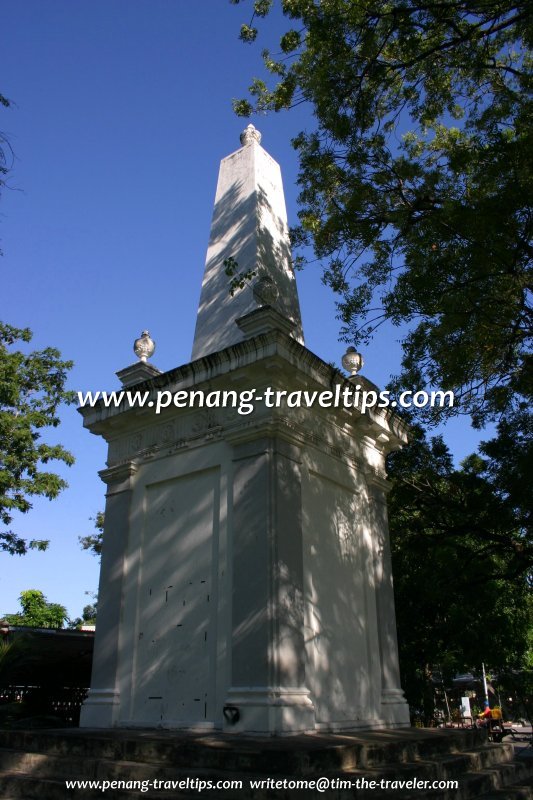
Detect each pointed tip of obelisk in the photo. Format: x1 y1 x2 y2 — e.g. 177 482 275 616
240 123 261 147
191 123 304 361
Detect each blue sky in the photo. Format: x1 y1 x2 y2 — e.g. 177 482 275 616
1 1 489 619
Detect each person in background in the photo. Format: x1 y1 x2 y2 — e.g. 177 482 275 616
476 700 492 728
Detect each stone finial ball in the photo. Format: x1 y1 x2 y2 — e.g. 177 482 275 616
240 124 262 147
133 330 156 363
342 346 364 376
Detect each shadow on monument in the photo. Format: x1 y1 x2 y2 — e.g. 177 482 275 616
193 179 303 359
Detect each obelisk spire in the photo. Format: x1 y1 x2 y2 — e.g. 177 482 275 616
191 125 304 361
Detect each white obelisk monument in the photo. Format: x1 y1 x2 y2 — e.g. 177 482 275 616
79 125 410 733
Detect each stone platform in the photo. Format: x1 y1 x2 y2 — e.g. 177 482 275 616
0 726 531 799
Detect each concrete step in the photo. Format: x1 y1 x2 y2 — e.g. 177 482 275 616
0 728 530 799
0 741 515 782
480 789 533 800
0 727 495 773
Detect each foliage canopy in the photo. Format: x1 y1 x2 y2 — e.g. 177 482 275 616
387 427 532 715
233 6 533 696
0 323 75 555
1 96 75 555
233 0 532 426
3 589 68 629
78 511 104 558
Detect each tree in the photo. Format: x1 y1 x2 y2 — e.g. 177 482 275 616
0 632 36 680
0 323 75 555
477 409 533 535
387 427 532 718
233 0 532 428
69 602 97 629
4 589 68 629
232 2 533 713
78 511 104 558
1 96 75 554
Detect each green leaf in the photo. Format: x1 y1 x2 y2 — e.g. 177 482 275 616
0 323 74 556
239 24 258 43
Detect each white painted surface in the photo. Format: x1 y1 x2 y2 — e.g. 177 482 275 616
303 467 378 726
80 339 410 733
80 130 409 733
191 136 303 360
131 469 218 726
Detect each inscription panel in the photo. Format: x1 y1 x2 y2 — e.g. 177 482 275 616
303 469 372 723
132 468 219 725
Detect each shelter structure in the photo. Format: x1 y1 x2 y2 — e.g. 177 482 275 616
79 126 410 734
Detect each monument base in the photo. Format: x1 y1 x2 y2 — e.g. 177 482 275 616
380 689 411 727
79 689 121 728
3 725 528 799
223 687 316 735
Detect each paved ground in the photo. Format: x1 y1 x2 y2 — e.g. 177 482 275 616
507 725 533 760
